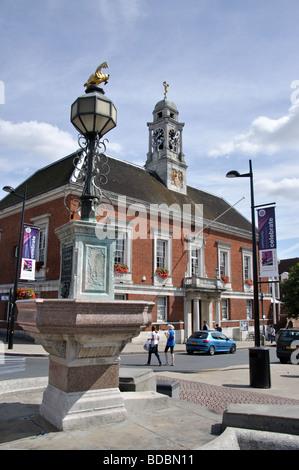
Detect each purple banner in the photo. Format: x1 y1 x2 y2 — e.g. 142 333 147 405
258 206 276 250
257 207 278 277
22 226 39 260
20 226 39 280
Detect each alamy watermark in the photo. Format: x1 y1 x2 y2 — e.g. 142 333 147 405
290 340 299 365
94 195 203 243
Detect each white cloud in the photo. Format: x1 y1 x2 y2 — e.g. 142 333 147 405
256 177 299 201
0 119 77 163
208 103 299 158
105 141 124 156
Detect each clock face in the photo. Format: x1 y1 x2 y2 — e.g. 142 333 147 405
171 169 183 188
152 128 164 150
168 129 180 151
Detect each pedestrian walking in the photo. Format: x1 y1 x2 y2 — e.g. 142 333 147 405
215 324 222 332
270 325 276 343
202 321 209 330
164 324 175 366
146 325 162 366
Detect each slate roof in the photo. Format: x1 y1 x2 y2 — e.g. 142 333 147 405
0 153 77 210
279 257 299 274
0 152 252 234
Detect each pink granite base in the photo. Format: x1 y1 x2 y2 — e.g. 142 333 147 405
49 360 119 393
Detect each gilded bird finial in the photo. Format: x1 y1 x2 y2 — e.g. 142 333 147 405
84 62 110 88
163 81 169 98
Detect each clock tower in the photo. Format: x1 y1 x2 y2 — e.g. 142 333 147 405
145 83 187 195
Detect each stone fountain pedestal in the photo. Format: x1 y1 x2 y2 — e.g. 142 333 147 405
16 298 154 431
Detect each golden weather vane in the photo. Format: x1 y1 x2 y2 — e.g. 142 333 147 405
84 62 110 88
163 81 169 98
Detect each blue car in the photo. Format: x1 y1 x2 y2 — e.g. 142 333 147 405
186 330 237 355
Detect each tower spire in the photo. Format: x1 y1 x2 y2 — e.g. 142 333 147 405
163 81 169 99
145 88 187 195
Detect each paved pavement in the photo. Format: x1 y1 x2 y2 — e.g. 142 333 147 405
0 335 298 450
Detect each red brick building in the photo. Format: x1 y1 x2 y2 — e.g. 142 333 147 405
0 95 274 342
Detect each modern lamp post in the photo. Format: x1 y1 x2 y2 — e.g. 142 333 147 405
3 185 27 349
226 160 260 347
226 160 271 388
70 82 117 221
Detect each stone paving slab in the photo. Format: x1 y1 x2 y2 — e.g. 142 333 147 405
0 390 222 450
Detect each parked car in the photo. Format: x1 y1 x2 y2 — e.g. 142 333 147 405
276 328 299 364
186 330 237 355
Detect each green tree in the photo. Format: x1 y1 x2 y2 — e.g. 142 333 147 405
280 262 299 319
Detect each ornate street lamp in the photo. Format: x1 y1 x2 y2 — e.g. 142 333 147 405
70 62 117 220
2 185 27 349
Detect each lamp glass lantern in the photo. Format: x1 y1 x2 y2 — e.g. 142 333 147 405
71 87 117 138
70 85 117 221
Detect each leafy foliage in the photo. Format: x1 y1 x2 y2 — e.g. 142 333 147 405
280 263 299 319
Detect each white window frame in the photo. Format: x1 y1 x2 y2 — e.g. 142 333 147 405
113 218 133 284
38 229 47 263
151 226 172 286
191 248 200 276
114 237 126 265
221 299 229 320
157 296 168 322
242 247 253 290
217 242 231 285
156 239 167 269
185 235 204 278
246 299 253 319
244 255 251 280
30 214 50 278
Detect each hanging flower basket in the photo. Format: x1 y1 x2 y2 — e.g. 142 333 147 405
156 267 169 279
221 275 229 284
114 263 129 274
16 287 36 300
245 279 253 286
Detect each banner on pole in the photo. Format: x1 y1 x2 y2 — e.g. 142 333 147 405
257 206 278 277
20 226 39 280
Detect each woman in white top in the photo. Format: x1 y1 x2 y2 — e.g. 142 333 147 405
146 325 162 366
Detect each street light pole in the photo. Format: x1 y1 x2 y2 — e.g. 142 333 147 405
226 159 260 347
248 160 261 348
3 185 27 349
226 160 271 388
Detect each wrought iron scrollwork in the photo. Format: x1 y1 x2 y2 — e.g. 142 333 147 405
64 133 111 218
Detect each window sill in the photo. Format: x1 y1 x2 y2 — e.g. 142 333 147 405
114 272 133 284
244 284 253 292
35 268 46 279
154 274 173 287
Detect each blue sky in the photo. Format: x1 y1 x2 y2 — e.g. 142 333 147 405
1 0 299 260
